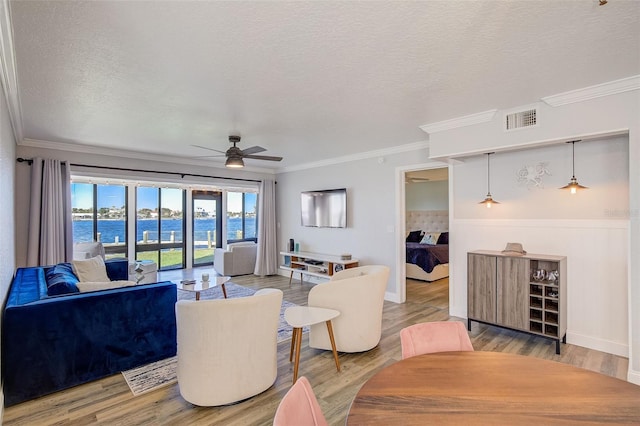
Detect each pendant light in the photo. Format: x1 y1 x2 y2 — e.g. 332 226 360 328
559 140 587 194
479 152 499 208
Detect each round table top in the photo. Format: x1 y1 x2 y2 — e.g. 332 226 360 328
347 351 640 425
284 306 340 328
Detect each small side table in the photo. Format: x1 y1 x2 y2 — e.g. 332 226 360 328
179 276 230 300
284 306 341 383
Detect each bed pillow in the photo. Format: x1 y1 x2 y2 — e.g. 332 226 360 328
406 230 423 243
76 280 137 293
72 255 110 282
420 232 441 245
437 232 449 245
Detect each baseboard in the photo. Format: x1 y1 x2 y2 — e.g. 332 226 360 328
627 368 640 385
385 290 402 303
566 331 629 358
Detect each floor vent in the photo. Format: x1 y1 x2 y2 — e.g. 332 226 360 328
505 108 537 130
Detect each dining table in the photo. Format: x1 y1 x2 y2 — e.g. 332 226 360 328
347 351 640 425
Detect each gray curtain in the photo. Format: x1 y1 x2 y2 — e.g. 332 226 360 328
254 179 278 276
26 158 73 266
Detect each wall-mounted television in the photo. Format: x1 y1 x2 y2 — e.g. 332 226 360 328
301 188 347 228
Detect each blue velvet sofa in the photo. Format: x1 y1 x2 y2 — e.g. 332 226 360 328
2 259 177 406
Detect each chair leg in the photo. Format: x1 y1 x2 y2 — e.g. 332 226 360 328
325 320 340 372
221 283 227 299
289 327 298 362
289 271 293 286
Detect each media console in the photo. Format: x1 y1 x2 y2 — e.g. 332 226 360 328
279 251 359 284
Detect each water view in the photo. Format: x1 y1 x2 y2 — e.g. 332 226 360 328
73 217 256 246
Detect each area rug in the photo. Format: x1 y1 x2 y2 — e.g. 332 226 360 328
123 282 307 396
122 356 177 396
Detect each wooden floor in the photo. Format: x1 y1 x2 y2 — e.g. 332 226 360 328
3 271 629 425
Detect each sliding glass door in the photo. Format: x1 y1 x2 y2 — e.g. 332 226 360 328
135 186 185 270
192 190 222 266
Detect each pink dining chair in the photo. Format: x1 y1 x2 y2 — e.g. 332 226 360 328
400 321 474 359
273 376 328 426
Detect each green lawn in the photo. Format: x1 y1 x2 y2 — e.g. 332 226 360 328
135 248 214 268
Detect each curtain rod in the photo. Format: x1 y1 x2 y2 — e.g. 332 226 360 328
16 157 263 183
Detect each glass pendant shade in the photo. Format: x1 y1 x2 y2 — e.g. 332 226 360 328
225 155 244 168
479 152 499 208
560 141 587 194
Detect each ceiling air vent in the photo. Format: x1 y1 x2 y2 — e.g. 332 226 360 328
505 108 537 131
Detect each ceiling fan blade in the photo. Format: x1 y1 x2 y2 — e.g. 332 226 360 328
244 154 283 162
241 146 266 155
191 144 227 154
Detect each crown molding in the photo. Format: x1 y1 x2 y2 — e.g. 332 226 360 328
18 138 277 175
0 0 23 142
277 140 429 173
542 75 640 107
419 110 497 135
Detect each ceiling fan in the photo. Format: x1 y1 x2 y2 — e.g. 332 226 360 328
192 135 283 168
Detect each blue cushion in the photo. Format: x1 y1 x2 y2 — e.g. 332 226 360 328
45 263 80 296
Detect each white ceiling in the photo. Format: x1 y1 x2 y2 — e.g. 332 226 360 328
5 0 640 171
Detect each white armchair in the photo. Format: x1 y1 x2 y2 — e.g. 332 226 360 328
175 288 283 406
72 241 105 260
213 242 257 276
308 265 390 353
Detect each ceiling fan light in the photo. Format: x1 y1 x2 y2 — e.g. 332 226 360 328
225 155 244 168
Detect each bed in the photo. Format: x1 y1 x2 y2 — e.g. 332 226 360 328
405 210 449 282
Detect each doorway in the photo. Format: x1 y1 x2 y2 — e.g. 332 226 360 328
397 165 450 304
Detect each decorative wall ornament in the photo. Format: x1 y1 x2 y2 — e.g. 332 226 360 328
517 162 551 189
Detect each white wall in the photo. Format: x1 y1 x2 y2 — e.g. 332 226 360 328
0 86 17 415
427 88 640 383
455 138 628 220
276 149 436 296
406 180 448 210
449 138 630 355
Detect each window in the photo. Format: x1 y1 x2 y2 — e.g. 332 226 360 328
71 183 128 258
136 186 185 270
226 191 258 243
71 179 260 269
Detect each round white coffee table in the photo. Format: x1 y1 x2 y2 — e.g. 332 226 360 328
179 276 230 300
284 306 340 383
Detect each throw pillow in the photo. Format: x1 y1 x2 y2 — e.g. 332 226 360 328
406 230 423 243
437 232 449 245
76 280 137 293
420 232 441 245
45 263 80 296
72 255 110 282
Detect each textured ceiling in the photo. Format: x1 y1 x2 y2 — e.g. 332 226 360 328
8 0 640 170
